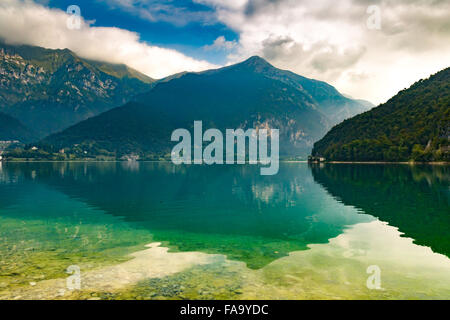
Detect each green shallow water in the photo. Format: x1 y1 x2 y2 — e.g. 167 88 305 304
0 162 449 299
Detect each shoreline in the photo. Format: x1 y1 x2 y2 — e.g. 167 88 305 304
0 159 450 165
1 159 448 165
325 161 449 165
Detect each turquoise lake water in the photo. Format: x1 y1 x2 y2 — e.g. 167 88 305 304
0 162 449 299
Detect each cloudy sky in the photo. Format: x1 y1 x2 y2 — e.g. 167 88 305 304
0 0 449 104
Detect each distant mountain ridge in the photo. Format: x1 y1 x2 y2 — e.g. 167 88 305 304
312 67 450 162
42 56 371 159
0 111 32 142
153 56 372 125
0 42 154 138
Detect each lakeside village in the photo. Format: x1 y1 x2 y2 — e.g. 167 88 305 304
0 140 147 162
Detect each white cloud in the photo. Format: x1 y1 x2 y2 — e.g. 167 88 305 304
0 0 217 79
195 0 450 104
203 36 237 51
1 0 449 103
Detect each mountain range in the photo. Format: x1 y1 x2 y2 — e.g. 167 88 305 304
0 42 153 139
312 67 450 162
3 42 447 163
42 56 372 158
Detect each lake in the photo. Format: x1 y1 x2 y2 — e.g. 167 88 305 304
0 161 449 299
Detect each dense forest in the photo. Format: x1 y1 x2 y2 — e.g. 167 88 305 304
312 67 449 162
